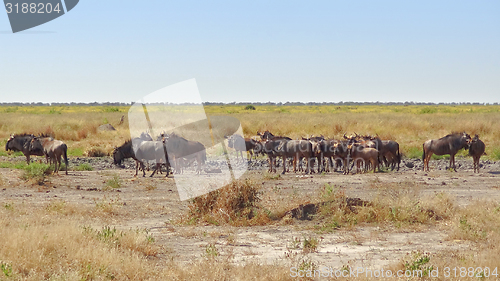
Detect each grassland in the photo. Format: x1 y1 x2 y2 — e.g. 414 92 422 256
1 104 499 159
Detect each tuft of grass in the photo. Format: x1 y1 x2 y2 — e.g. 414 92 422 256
104 174 121 190
21 162 52 184
204 243 220 258
86 147 108 157
315 184 455 231
1 262 13 277
302 236 319 253
74 163 93 171
184 179 270 226
401 251 434 277
263 172 281 180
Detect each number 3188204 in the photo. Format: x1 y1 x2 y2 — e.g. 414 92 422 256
5 3 62 14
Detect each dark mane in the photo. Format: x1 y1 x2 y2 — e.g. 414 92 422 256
440 132 462 139
120 139 132 147
11 133 33 138
38 133 53 138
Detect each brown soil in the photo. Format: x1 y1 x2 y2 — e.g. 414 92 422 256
1 161 499 270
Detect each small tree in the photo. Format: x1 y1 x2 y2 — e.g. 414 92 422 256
245 105 256 110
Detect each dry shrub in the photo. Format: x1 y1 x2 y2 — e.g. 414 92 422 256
449 200 500 242
185 179 271 226
316 183 455 231
86 147 108 157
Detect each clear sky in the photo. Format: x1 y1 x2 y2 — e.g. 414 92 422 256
1 1 499 103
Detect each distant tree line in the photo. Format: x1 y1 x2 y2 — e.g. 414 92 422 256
0 101 498 106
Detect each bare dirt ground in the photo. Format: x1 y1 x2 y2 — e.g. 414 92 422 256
1 156 500 272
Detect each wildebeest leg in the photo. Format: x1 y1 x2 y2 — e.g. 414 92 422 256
150 164 159 177
304 157 314 174
450 153 456 171
293 154 298 173
281 156 286 174
267 155 273 172
424 151 433 172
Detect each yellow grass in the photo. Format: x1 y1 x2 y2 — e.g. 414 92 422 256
0 200 296 280
1 104 500 159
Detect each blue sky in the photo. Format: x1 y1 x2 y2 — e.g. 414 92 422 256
1 1 499 103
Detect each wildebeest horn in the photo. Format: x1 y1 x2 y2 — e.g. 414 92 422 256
343 133 347 139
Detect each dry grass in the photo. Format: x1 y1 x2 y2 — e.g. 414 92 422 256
314 183 456 232
183 179 272 226
0 199 298 280
1 104 500 160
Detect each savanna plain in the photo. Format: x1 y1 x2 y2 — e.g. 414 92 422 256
1 104 500 280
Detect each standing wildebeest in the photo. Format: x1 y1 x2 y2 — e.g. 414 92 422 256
113 139 169 177
261 138 288 173
5 134 45 164
134 140 170 177
363 136 401 171
226 134 258 161
277 140 315 174
29 136 69 175
164 133 206 174
422 132 471 172
333 141 351 175
348 143 380 173
469 134 486 173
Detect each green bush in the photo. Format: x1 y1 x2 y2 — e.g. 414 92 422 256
244 105 256 110
21 162 52 184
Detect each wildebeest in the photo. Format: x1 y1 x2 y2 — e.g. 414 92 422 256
468 134 486 173
348 143 380 173
29 136 69 175
311 139 335 173
5 134 45 164
422 132 471 172
332 141 351 174
257 130 275 140
277 140 315 174
380 139 401 171
134 140 170 177
113 139 169 177
261 138 287 173
113 140 143 176
257 130 291 141
226 134 258 161
362 136 401 171
163 133 206 174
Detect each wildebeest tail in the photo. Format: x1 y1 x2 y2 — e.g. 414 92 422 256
63 143 68 174
397 146 401 165
422 143 425 162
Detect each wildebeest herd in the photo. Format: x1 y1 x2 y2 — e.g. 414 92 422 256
4 130 487 177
